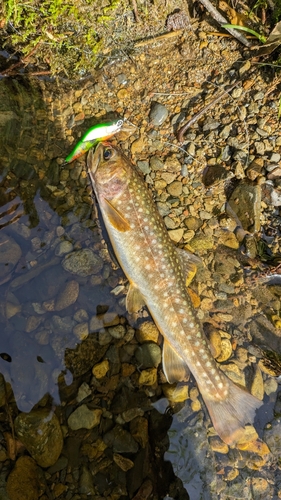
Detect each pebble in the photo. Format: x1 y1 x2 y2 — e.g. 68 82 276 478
264 377 278 396
149 102 168 126
189 234 214 251
6 456 42 500
113 453 134 471
62 248 103 276
55 280 79 311
220 363 245 386
68 405 102 430
167 180 182 196
209 437 229 454
73 322 89 340
73 308 89 322
250 366 264 400
208 329 222 358
136 321 159 343
168 228 184 242
135 342 162 368
55 240 73 256
79 465 95 496
103 425 138 453
271 188 281 206
130 416 148 448
131 136 145 154
92 360 110 379
139 368 157 386
150 156 164 170
108 324 126 339
191 399 201 412
216 338 232 362
14 409 63 467
162 384 189 403
228 182 261 232
77 382 92 402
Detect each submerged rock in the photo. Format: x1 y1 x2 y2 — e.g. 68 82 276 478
62 248 103 276
68 405 102 430
55 280 79 311
14 409 63 467
0 233 22 280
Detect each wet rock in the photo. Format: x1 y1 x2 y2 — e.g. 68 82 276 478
0 233 22 279
14 409 63 467
68 405 102 430
55 280 79 311
121 407 144 423
104 424 138 453
62 248 103 276
264 378 278 396
135 343 161 368
228 182 261 232
131 136 145 154
6 456 43 500
184 216 203 231
149 102 168 126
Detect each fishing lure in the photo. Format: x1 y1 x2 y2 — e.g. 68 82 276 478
64 119 123 164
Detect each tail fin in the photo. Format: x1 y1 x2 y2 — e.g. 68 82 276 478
199 377 263 445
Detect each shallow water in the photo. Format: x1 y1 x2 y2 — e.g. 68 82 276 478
0 73 281 500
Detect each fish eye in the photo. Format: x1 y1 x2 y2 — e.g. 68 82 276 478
103 148 112 160
116 119 123 127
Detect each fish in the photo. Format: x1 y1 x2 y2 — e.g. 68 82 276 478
87 142 263 445
64 119 123 164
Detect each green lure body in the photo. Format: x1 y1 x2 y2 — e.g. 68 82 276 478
65 119 123 163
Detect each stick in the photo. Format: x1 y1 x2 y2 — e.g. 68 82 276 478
198 0 251 47
177 80 239 142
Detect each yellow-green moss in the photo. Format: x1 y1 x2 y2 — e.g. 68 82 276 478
2 0 123 77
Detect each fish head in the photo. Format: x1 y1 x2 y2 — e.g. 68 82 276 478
87 141 131 201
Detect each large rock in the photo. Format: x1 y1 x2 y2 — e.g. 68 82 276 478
6 456 44 500
14 409 63 467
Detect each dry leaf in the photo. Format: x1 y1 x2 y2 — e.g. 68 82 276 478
255 20 281 56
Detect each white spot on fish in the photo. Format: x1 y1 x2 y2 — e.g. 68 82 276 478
172 322 177 327
175 298 180 304
195 341 200 347
145 264 151 270
183 318 188 324
218 382 223 389
211 368 216 375
179 309 184 314
196 332 201 338
190 322 194 328
206 361 211 367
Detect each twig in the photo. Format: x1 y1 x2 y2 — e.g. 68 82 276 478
0 42 42 76
134 30 183 47
130 0 140 23
198 0 251 47
177 80 239 142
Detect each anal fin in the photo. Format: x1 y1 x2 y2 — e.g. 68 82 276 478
163 339 190 383
126 283 146 314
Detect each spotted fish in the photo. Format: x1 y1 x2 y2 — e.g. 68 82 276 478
87 142 262 445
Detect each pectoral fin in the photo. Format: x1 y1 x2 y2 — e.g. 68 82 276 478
162 339 190 383
176 247 201 286
126 283 146 313
104 198 131 232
